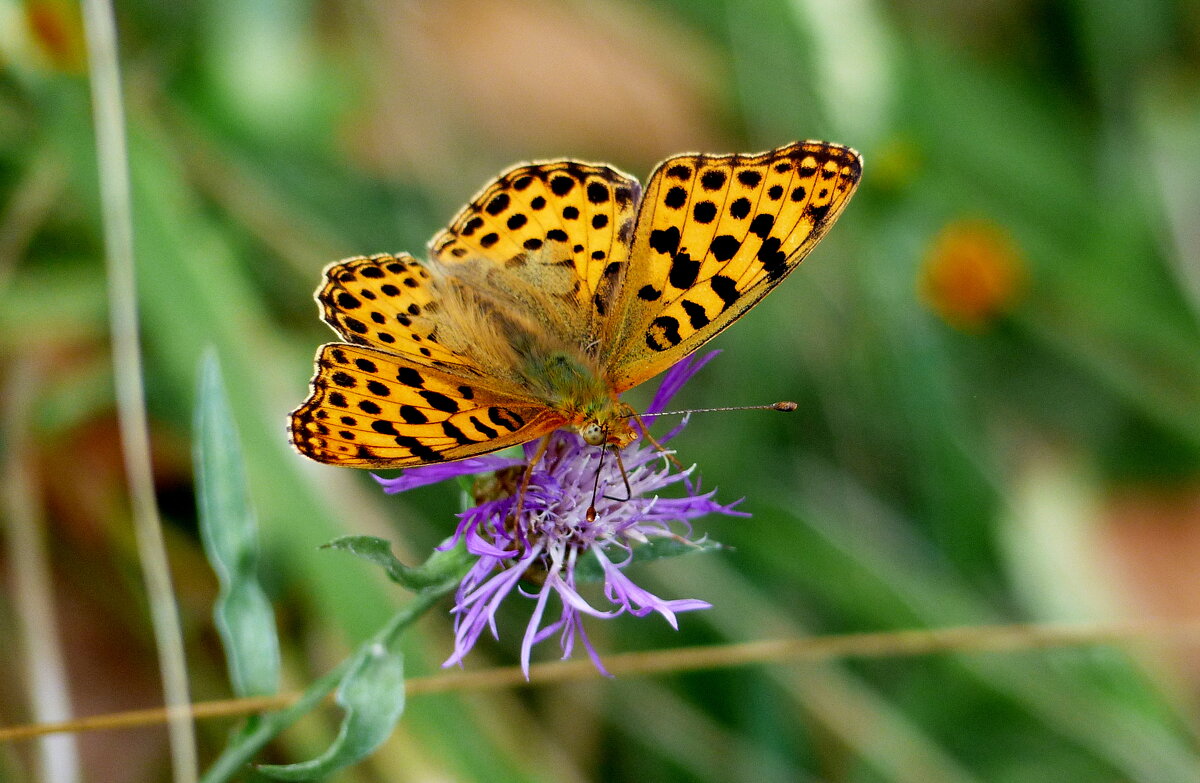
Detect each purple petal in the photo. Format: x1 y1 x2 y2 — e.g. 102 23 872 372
574 615 612 677
646 350 721 416
374 456 524 494
444 555 532 668
520 582 556 678
598 553 711 627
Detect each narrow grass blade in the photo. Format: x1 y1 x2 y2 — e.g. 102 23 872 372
194 349 280 697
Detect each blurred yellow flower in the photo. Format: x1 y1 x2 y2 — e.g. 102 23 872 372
919 220 1025 330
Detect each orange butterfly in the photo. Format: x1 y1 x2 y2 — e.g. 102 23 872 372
290 141 861 467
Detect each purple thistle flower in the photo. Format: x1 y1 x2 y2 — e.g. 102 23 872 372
374 351 745 677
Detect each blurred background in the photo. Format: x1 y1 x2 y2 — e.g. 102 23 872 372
3 0 1200 780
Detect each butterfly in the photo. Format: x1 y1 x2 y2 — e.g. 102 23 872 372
290 140 862 468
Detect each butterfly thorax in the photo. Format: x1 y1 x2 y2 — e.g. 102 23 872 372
522 350 636 448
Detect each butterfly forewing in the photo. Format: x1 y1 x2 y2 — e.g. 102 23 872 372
601 141 862 391
428 160 641 340
318 253 478 371
291 343 564 468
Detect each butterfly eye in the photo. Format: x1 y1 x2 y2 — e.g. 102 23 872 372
579 421 606 446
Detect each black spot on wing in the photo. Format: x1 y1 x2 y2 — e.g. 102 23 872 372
749 213 775 238
441 421 474 446
646 316 682 351
709 235 740 262
664 186 687 209
419 390 459 413
681 299 709 328
396 367 425 387
692 201 717 224
666 164 692 180
486 193 510 215
394 435 443 462
399 405 428 424
488 407 524 431
469 416 499 439
710 275 740 311
700 170 727 190
757 237 788 281
668 251 700 289
649 226 681 255
737 170 762 187
371 420 399 436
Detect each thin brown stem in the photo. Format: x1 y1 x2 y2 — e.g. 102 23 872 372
5 618 1200 744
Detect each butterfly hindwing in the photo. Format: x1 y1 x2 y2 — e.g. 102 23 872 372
429 160 641 341
601 141 862 391
290 343 564 468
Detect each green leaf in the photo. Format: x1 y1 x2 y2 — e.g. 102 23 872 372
323 535 471 590
256 642 406 780
574 537 727 583
194 349 280 697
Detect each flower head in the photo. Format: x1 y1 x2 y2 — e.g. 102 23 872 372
375 352 743 676
919 219 1026 331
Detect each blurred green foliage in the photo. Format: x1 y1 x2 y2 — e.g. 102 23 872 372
2 0 1200 780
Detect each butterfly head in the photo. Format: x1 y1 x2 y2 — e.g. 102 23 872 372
576 405 638 449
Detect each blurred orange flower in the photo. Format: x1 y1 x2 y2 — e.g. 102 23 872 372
919 219 1025 330
24 0 87 73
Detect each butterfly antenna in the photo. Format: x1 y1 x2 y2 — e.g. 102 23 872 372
647 401 798 417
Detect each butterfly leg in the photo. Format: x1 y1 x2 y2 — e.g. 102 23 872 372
629 410 685 471
600 446 633 503
514 434 553 524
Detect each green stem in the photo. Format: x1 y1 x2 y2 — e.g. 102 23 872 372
199 584 454 783
81 0 197 780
